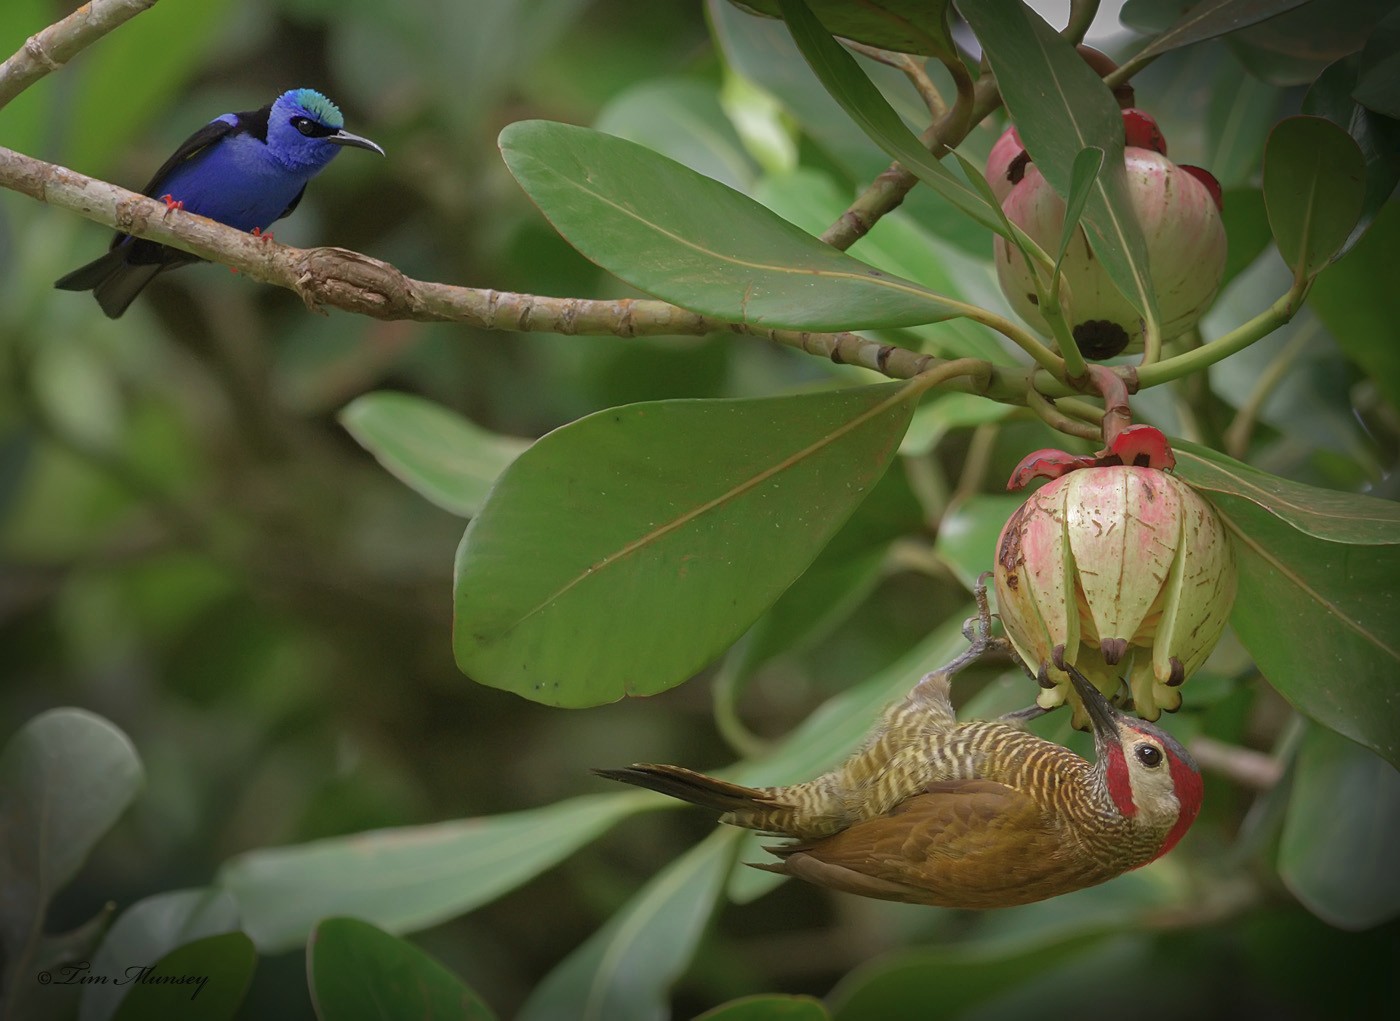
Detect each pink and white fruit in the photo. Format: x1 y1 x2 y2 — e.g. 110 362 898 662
994 465 1236 726
994 150 1227 358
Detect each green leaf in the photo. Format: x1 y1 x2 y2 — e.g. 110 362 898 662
518 828 740 1021
730 0 955 60
80 889 239 1021
1262 115 1368 279
0 709 144 984
900 392 1013 456
1125 0 1313 62
218 793 646 954
498 120 964 331
110 932 255 1021
830 932 1110 1021
775 0 1007 239
339 393 529 518
1352 6 1400 118
697 994 831 1020
1279 726 1400 930
453 383 919 707
1302 53 1400 257
1309 201 1400 409
1053 147 1106 283
308 917 497 1021
1175 444 1400 767
959 0 1161 331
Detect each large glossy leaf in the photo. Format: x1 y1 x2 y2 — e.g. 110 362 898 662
339 393 529 518
775 0 1006 239
499 120 964 331
218 792 647 953
1279 725 1400 930
959 0 1160 331
518 828 740 1021
935 494 1022 590
1175 444 1400 766
1302 54 1400 257
110 932 255 1021
80 889 239 1021
1262 116 1367 279
0 709 143 989
1123 0 1313 60
308 917 497 1021
732 0 955 60
453 383 919 707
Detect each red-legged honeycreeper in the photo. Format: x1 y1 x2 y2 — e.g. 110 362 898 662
55 88 384 318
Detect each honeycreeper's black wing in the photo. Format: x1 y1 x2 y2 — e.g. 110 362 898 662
54 116 246 318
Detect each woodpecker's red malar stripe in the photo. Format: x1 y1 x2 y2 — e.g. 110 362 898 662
1104 742 1137 818
1150 755 1204 861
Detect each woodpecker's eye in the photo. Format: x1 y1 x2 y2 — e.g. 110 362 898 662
1136 744 1163 768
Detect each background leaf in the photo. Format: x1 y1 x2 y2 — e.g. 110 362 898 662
518 828 740 1021
1279 725 1400 930
697 994 831 1020
0 709 144 1006
109 932 255 1021
308 917 498 1021
453 383 917 706
499 120 964 330
80 889 239 1021
1124 0 1314 61
340 392 529 518
218 793 647 954
1262 115 1368 278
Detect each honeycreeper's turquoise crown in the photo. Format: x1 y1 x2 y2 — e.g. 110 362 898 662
287 88 343 129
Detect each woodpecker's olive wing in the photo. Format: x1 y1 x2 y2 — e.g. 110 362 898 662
767 779 1073 909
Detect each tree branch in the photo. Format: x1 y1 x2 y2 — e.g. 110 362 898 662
0 0 159 111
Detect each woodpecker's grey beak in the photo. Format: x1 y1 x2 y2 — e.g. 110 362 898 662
1063 662 1122 742
328 130 385 156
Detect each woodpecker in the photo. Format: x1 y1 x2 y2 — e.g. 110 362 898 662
596 600 1202 910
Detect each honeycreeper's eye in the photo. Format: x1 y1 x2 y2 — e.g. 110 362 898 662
291 116 316 136
1135 744 1163 768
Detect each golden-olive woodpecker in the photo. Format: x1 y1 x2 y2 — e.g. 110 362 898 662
597 653 1202 909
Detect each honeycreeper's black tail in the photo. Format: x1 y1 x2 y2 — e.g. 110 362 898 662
55 250 163 319
592 764 777 815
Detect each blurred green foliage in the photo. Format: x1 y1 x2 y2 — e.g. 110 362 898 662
2 1 1398 1019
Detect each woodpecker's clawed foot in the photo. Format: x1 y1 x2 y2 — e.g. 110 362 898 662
961 571 1011 658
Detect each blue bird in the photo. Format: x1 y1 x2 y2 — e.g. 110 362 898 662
55 88 384 318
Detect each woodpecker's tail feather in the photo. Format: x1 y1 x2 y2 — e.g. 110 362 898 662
592 764 779 816
55 250 164 319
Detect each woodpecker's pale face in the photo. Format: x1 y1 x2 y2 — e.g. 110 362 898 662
1108 722 1203 859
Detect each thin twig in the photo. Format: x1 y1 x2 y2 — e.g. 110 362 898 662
1222 322 1317 459
1189 736 1284 791
1025 388 1100 442
0 0 159 111
842 41 946 119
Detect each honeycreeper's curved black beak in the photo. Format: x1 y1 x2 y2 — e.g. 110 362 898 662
328 129 385 156
1063 662 1122 742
